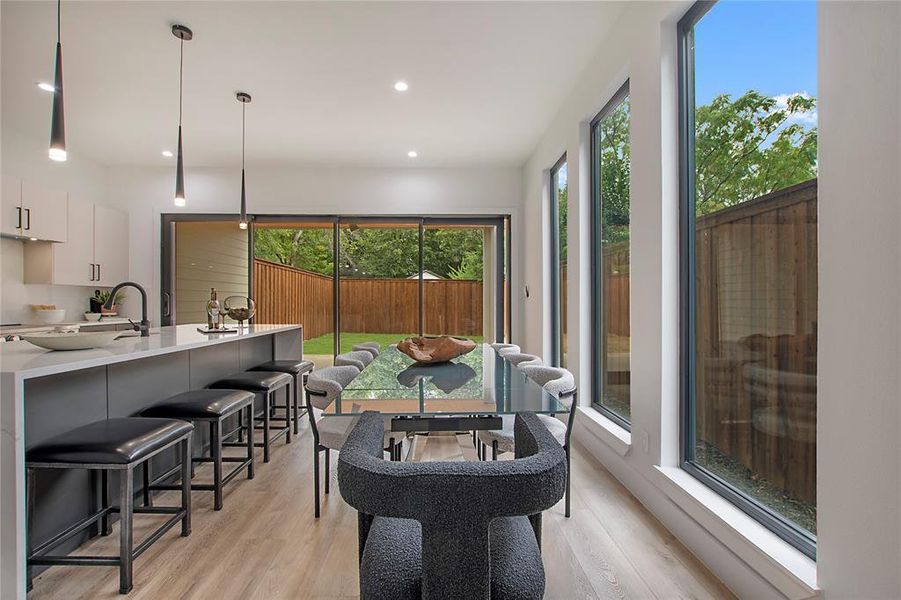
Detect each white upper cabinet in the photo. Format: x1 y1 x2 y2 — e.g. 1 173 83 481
1 175 23 237
24 200 129 287
1 175 68 242
93 204 129 285
48 197 96 286
21 180 68 242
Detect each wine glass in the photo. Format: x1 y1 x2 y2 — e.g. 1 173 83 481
224 296 256 330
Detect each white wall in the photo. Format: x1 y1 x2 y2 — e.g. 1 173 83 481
0 129 110 324
817 2 901 598
103 165 523 331
521 1 901 598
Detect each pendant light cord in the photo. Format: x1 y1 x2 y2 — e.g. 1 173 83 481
178 38 184 126
242 102 246 170
57 0 61 43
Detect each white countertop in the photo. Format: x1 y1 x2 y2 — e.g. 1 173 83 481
0 324 301 379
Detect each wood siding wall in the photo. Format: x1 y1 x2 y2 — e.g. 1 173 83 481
175 222 249 325
253 260 483 340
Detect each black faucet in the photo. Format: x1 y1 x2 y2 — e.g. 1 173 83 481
104 281 151 337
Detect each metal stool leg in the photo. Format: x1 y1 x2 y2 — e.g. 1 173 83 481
119 467 134 594
285 382 292 444
181 436 192 536
262 391 272 463
102 470 112 535
211 420 223 510
292 374 300 435
237 409 245 443
142 461 152 507
245 404 255 479
492 440 498 461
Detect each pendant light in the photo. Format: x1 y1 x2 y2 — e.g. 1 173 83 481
172 24 192 207
48 0 66 162
237 92 251 229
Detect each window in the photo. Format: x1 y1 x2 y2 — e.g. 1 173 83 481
679 0 818 557
550 155 568 367
591 82 631 428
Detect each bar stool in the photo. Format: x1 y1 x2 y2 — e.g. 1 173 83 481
249 359 315 435
141 390 255 510
209 371 293 463
26 417 193 595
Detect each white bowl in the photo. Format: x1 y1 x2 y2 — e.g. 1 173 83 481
84 312 102 322
22 331 121 351
33 309 66 325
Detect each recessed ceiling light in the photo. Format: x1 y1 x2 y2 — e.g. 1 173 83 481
407 150 418 158
394 81 409 92
37 82 55 92
161 150 174 157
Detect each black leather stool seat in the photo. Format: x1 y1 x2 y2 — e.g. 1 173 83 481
250 359 314 375
27 418 194 466
209 371 292 392
142 390 254 420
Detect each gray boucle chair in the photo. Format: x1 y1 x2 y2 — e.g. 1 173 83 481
306 366 403 518
491 343 520 357
338 411 567 600
479 366 577 517
353 342 382 359
504 352 542 367
335 350 375 371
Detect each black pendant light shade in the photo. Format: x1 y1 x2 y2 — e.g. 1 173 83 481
48 1 66 162
172 24 192 207
237 92 251 230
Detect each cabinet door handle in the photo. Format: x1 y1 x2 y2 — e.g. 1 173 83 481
24 208 31 231
90 263 95 281
15 206 21 229
162 292 171 317
97 263 101 281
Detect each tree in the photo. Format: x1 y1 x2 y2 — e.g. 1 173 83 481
597 97 631 244
254 225 485 280
694 91 817 214
254 227 334 275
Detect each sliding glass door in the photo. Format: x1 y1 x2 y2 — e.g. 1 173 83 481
339 220 420 354
253 220 336 368
162 214 510 363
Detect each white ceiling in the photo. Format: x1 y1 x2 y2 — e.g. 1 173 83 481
1 1 624 168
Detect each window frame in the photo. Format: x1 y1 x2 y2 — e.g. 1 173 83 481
549 153 567 367
590 79 632 431
677 0 817 559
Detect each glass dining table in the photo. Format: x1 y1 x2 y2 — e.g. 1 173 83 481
324 343 568 432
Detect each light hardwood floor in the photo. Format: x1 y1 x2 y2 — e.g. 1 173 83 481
30 424 734 599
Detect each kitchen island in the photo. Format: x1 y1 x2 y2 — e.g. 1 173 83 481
0 324 303 599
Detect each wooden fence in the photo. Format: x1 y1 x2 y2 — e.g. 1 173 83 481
694 179 817 505
253 260 483 340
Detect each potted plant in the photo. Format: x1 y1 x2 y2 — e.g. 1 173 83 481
95 289 126 315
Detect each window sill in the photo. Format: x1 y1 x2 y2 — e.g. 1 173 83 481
574 406 631 456
652 466 818 599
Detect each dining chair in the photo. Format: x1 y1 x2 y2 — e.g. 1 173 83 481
352 342 381 359
335 350 375 371
305 366 403 518
478 366 577 517
338 411 566 600
504 352 543 367
491 343 520 357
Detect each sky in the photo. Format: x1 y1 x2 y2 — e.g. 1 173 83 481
694 0 817 107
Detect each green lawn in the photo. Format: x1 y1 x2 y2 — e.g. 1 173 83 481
304 332 483 355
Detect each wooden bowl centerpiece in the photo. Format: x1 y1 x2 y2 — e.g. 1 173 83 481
397 335 476 364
